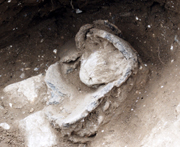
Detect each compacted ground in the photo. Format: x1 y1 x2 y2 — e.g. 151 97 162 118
1 0 180 146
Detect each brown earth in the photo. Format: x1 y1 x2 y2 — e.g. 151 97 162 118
1 0 180 146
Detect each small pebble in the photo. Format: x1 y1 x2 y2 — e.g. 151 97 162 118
76 9 82 14
20 73 25 78
170 45 173 51
40 39 44 43
139 66 143 70
30 108 34 113
0 105 4 110
98 115 104 124
80 119 84 122
53 49 57 54
9 103 12 108
34 67 39 71
147 25 151 28
25 68 30 70
103 101 110 112
0 123 10 130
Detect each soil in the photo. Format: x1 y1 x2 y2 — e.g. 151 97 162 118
1 0 180 146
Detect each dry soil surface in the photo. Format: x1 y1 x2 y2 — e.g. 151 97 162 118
1 0 180 146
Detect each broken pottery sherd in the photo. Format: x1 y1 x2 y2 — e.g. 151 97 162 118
44 20 140 142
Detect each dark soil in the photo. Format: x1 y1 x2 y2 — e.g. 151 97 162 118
1 0 180 146
0 0 179 88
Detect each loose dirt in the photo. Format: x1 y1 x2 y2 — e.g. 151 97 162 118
1 0 180 146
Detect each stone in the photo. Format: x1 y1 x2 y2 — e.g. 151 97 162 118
141 119 180 147
0 123 10 130
103 101 110 112
3 74 47 108
29 108 34 113
19 111 57 147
